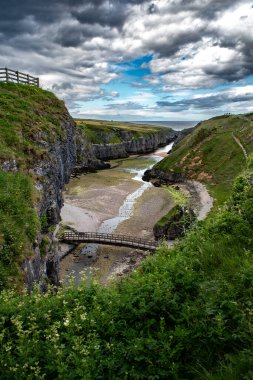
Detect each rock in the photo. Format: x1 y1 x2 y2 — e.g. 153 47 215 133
143 168 185 185
1 159 18 172
153 206 196 241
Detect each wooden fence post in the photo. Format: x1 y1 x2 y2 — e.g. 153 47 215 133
5 68 8 83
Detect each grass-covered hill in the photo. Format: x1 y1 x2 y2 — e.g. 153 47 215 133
75 118 170 144
155 114 253 203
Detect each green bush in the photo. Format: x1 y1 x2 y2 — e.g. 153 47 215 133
0 171 39 289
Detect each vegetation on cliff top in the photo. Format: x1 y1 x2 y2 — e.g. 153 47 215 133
1 169 253 379
76 118 170 144
155 114 253 203
0 82 71 169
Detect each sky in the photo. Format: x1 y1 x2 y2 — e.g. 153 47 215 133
1 0 253 121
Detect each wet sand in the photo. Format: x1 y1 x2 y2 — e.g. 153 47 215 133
94 186 174 285
61 170 141 231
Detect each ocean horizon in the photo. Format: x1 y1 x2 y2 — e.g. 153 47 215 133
130 120 198 131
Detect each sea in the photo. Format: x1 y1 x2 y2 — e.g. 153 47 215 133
130 120 198 131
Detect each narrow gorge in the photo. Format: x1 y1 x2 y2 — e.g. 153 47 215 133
0 83 184 290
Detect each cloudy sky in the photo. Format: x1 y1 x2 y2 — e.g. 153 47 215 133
1 0 253 121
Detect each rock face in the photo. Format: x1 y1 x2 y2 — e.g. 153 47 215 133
153 206 196 241
93 143 128 160
78 128 180 163
143 168 185 186
122 129 178 154
32 117 76 225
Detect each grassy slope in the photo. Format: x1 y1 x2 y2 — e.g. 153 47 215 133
0 83 69 168
75 118 169 144
0 83 70 288
156 114 253 204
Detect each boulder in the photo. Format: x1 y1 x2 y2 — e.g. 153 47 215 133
153 206 196 241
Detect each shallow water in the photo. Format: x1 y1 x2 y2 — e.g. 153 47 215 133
60 142 173 284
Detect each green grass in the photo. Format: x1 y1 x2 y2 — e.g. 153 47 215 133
75 118 169 144
165 185 188 206
156 204 181 227
156 114 253 205
0 172 40 289
0 82 70 169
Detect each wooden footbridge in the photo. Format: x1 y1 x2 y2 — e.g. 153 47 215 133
61 232 159 252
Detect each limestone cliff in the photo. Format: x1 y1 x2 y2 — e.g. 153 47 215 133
76 121 179 163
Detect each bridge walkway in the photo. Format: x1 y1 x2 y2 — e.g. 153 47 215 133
61 231 159 252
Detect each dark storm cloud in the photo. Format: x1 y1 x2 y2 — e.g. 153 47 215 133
146 29 205 58
71 2 127 29
54 23 116 48
52 82 74 91
165 0 242 18
203 64 250 82
0 0 146 37
215 35 253 81
71 0 146 31
157 92 253 111
148 3 158 14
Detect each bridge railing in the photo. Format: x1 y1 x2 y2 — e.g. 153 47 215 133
0 68 39 87
63 231 158 247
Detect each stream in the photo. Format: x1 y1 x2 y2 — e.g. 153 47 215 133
60 142 174 285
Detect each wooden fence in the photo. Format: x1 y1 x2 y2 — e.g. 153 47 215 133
0 68 39 87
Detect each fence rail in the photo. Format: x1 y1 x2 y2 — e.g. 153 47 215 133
61 231 159 252
0 68 39 87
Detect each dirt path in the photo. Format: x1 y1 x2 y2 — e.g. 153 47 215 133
232 132 248 160
178 180 213 220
